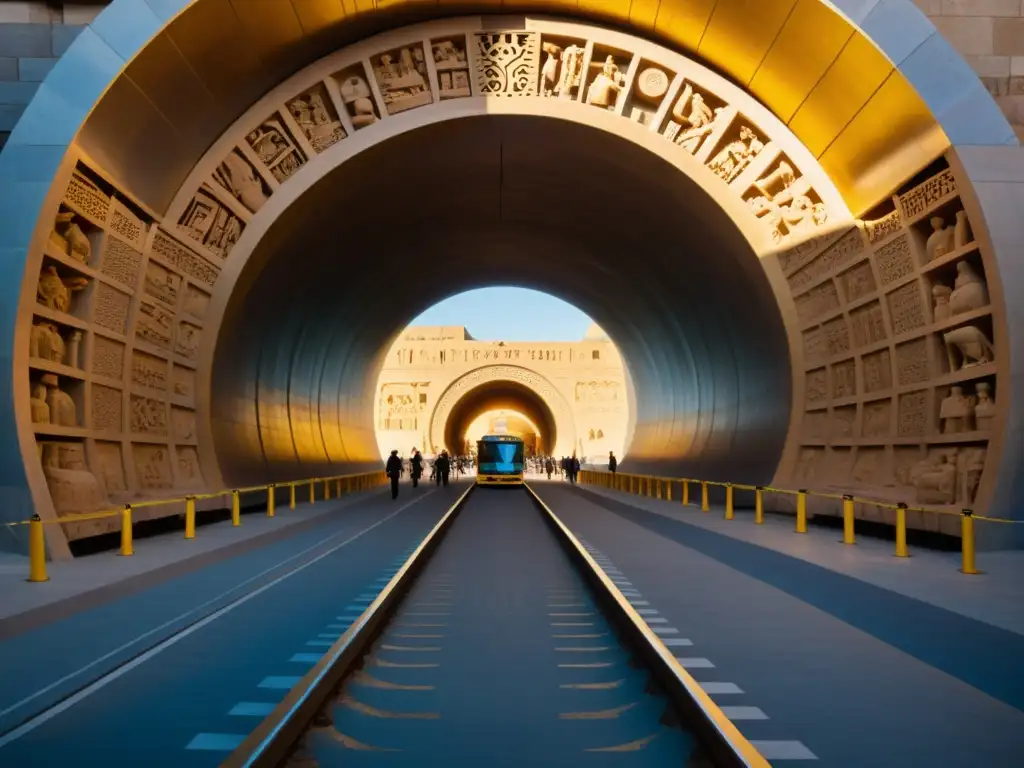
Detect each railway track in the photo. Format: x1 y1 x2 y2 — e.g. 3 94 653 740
221 484 768 768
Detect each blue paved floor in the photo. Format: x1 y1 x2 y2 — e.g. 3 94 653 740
561 485 1024 712
0 483 459 767
299 488 697 768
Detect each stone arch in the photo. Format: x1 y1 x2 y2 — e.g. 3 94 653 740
428 365 578 457
0 5 1021 557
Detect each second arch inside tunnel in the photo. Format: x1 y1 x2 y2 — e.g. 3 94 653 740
440 379 558 456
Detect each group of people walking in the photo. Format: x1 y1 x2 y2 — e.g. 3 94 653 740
537 451 616 484
384 448 456 500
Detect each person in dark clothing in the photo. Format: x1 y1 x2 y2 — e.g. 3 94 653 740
545 457 554 479
385 450 403 499
410 450 423 488
568 455 580 484
608 451 617 475
436 450 451 487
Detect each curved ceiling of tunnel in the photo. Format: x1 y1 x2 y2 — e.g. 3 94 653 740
210 114 792 487
77 0 953 216
438 381 559 455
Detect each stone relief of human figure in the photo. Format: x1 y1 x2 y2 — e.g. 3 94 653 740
707 126 764 183
669 83 722 153
213 151 268 213
585 55 626 109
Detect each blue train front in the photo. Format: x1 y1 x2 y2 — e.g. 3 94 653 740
475 434 525 486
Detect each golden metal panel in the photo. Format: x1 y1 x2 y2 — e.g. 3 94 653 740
230 0 307 71
787 33 892 158
698 0 799 85
747 0 852 123
578 0 633 25
290 0 349 33
821 73 949 215
628 0 661 32
653 0 716 52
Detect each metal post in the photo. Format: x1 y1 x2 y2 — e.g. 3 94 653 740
701 481 709 512
960 510 980 575
682 480 689 506
895 503 909 557
755 486 764 525
185 496 196 539
725 484 734 520
120 505 134 556
267 484 276 517
28 515 48 583
309 480 316 504
796 490 808 533
324 479 330 500
289 483 296 510
842 495 855 545
231 490 241 526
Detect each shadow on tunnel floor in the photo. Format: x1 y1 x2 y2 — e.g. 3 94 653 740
553 484 1024 714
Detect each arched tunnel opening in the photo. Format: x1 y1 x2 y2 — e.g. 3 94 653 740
211 114 792 488
441 380 558 457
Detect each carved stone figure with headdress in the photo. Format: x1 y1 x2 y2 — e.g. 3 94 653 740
30 322 65 364
949 261 988 316
37 266 88 314
939 385 974 434
41 442 107 515
932 283 952 322
41 373 76 427
925 216 955 262
974 382 995 431
49 211 91 263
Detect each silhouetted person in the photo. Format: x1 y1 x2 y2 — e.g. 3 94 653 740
545 457 554 479
385 450 403 499
410 450 423 488
569 455 580 484
436 451 451 487
608 451 617 475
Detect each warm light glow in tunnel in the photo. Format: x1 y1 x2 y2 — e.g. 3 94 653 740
464 411 542 452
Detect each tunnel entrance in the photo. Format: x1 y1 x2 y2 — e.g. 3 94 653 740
438 378 558 457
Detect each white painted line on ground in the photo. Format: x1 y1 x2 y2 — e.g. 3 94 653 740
700 682 743 694
749 741 818 760
628 600 650 606
661 638 693 646
645 618 669 624
676 657 715 669
720 706 768 720
186 733 246 751
228 702 276 716
258 676 301 690
652 627 679 635
289 653 322 663
636 608 659 615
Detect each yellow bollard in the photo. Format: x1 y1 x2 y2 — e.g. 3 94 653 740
185 496 196 539
309 479 316 504
701 481 709 512
28 515 48 583
755 486 764 525
324 479 330 500
893 503 909 557
289 483 296 510
725 484 734 520
682 480 689 507
656 479 662 500
646 477 652 497
120 505 134 556
267 484 276 517
665 480 672 501
842 495 855 545
796 490 808 533
231 490 241 527
336 478 342 497
960 510 981 575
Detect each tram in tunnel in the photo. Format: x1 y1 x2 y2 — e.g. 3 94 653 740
475 434 526 486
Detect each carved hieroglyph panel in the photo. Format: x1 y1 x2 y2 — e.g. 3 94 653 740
130 394 168 436
172 407 197 443
474 31 539 97
830 405 856 439
806 368 827 405
92 283 131 335
433 37 472 100
287 83 346 153
886 282 926 336
849 301 886 348
107 198 146 251
895 338 930 386
177 186 243 261
838 261 876 304
803 327 827 363
802 409 829 439
91 384 122 432
136 301 173 350
428 365 575 452
864 209 901 244
151 229 220 287
183 284 211 320
862 398 892 437
862 348 892 394
176 446 204 487
795 447 825 484
822 316 850 358
64 171 109 223
95 441 126 495
897 390 928 437
99 237 143 289
132 443 172 490
175 321 201 361
246 115 306 184
787 228 864 293
143 259 181 308
795 282 840 326
91 335 124 380
898 169 956 220
831 359 856 399
575 380 621 403
131 350 168 392
874 235 915 286
173 366 195 402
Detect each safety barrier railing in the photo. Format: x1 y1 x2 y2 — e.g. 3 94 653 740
578 470 1023 577
7 470 387 584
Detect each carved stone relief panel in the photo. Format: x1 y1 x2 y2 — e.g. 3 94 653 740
177 446 204 487
823 447 854 484
538 35 586 100
709 121 766 184
662 81 727 156
177 185 244 261
627 63 673 126
95 441 126 495
143 259 181 308
287 83 346 153
183 284 211 320
830 405 856 439
852 447 891 487
862 398 892 437
92 283 131 335
64 170 109 223
838 262 876 304
873 235 915 286
776 229 846 275
575 380 621 403
795 446 824 484
107 198 146 251
372 43 433 114
99 237 143 290
475 31 539 97
40 440 107 515
130 394 168 436
30 321 77 367
136 300 174 350
831 359 856 399
36 267 88 317
898 168 956 220
787 229 864 293
212 149 270 213
748 180 828 245
432 37 471 100
175 321 201 361
897 390 928 437
132 443 172 490
886 282 926 336
806 369 827 405
335 65 380 129
822 316 851 358
794 282 840 326
91 384 122 432
895 338 930 386
173 366 195 402
864 209 901 244
246 115 306 184
802 327 827 363
583 48 629 111
131 350 168 392
862 348 892 394
802 409 828 439
91 335 124 380
151 230 220 287
172 407 197 443
849 301 886 348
